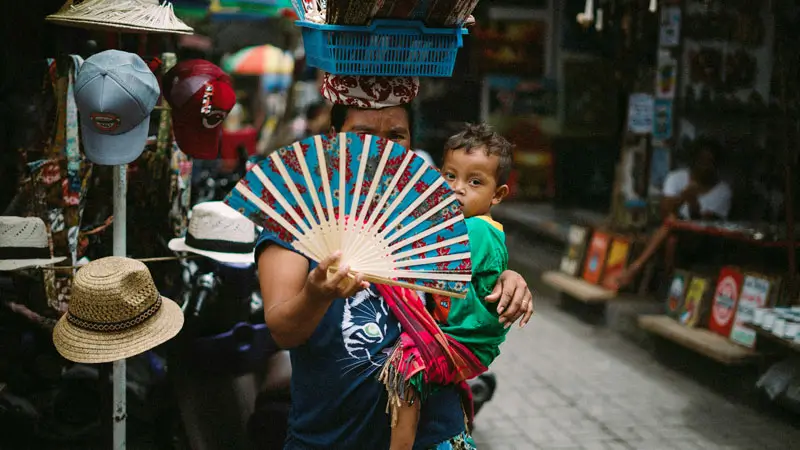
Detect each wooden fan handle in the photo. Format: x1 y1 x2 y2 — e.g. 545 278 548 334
327 266 467 299
326 267 359 291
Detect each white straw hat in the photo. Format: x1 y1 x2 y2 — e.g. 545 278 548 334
46 0 194 35
52 256 184 364
0 217 67 271
168 202 257 265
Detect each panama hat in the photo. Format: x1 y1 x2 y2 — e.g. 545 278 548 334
52 256 184 364
168 201 257 265
0 217 67 271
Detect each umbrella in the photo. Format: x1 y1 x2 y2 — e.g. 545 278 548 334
222 44 295 91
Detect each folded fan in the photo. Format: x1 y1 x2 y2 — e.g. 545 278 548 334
224 132 472 298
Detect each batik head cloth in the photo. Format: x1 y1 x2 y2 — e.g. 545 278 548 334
320 73 419 109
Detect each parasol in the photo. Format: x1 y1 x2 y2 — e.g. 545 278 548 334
222 44 295 91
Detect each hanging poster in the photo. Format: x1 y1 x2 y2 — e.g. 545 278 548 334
659 6 681 47
627 93 654 134
653 99 673 140
655 50 677 99
648 146 671 196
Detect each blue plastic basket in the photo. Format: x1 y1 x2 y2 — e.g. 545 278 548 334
298 19 468 77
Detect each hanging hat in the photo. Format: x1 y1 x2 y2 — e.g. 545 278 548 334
320 73 419 109
75 50 161 166
52 256 184 364
0 217 67 271
168 202 257 265
46 0 194 35
162 60 237 160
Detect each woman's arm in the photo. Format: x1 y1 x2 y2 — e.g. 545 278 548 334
258 246 367 348
485 270 534 328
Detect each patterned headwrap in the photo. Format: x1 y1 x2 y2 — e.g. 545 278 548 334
320 73 420 109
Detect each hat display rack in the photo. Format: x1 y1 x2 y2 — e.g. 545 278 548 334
44 3 193 449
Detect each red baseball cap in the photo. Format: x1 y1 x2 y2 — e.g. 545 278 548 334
162 60 236 160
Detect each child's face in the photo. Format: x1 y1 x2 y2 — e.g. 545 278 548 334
441 147 509 218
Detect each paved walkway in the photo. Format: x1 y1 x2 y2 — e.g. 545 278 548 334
471 296 800 450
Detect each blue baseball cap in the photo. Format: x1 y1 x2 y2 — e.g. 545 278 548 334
75 50 160 166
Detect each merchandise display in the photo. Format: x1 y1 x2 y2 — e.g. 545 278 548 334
75 50 160 165
52 256 184 364
601 237 631 290
709 267 744 338
559 225 589 277
581 231 610 285
679 275 713 328
666 270 690 319
168 201 258 264
162 59 237 160
730 274 775 348
0 217 67 271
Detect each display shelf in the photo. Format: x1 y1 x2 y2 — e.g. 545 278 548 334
666 219 800 248
746 324 800 353
638 315 759 365
541 271 617 303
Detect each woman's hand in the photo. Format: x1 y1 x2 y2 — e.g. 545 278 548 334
303 251 369 302
485 270 534 328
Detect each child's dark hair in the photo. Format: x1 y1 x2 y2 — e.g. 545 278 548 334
443 123 514 184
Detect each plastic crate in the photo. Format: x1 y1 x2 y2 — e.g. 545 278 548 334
298 19 468 77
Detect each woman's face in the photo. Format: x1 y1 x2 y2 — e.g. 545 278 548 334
339 106 411 149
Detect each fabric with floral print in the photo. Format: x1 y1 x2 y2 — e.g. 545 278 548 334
320 73 419 109
426 431 477 450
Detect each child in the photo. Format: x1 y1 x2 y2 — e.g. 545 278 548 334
388 123 513 449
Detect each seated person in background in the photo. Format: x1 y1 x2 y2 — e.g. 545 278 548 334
613 137 732 288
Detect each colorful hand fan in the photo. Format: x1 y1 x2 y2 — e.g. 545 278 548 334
224 132 471 298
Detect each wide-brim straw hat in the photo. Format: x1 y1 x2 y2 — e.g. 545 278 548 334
52 256 184 364
46 0 194 35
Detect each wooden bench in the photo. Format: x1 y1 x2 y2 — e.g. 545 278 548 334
638 315 759 365
541 271 617 303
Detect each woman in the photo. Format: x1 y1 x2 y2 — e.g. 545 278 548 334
257 74 533 449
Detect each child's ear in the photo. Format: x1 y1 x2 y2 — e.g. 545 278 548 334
492 184 509 205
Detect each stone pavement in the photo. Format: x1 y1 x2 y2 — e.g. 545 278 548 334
470 298 800 450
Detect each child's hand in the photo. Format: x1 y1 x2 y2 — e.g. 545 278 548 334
304 251 370 302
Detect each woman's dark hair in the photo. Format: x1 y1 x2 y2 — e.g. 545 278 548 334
329 103 415 146
305 101 328 121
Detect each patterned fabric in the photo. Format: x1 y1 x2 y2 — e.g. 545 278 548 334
320 73 420 109
22 56 93 313
426 431 477 450
225 132 472 296
374 284 486 410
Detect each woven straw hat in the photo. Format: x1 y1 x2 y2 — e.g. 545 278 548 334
53 256 184 364
168 201 257 265
46 0 194 35
0 216 67 271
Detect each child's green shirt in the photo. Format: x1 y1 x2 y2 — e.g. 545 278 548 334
432 215 509 368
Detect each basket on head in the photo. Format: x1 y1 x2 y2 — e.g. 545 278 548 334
46 0 194 35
